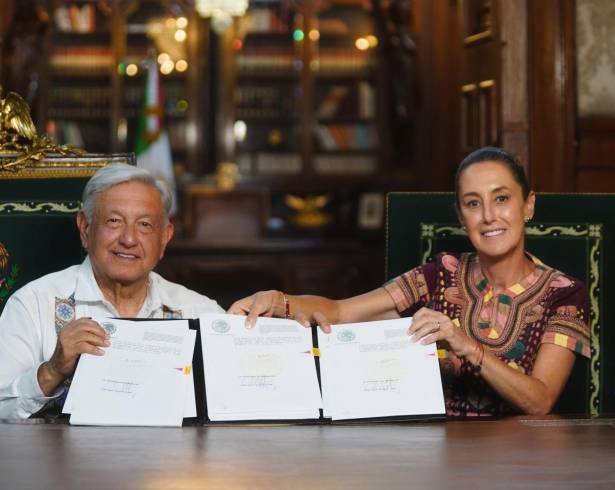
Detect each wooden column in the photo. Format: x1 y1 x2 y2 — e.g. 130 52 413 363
186 12 210 176
500 0 529 169
528 0 576 191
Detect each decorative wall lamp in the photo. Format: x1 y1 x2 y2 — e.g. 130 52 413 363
195 0 249 32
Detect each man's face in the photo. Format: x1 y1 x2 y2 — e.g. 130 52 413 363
77 181 174 288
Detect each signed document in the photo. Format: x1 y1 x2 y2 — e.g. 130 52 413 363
318 318 445 420
65 318 196 427
199 313 322 421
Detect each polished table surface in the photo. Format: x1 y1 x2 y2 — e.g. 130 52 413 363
1 417 614 489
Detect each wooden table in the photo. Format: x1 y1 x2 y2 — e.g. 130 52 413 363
0 417 614 489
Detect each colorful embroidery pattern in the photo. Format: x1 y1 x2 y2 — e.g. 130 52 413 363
54 295 76 334
385 252 590 417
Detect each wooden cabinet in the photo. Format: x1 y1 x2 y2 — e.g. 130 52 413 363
156 238 384 310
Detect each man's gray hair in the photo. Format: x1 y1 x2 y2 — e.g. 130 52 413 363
81 163 173 223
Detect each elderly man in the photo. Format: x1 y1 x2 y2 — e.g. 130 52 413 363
0 163 223 419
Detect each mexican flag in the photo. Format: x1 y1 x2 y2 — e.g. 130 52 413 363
135 59 177 216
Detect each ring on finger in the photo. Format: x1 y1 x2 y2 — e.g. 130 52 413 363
435 320 441 330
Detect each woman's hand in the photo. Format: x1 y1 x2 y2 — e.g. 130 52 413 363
408 307 481 363
228 290 333 333
228 290 283 324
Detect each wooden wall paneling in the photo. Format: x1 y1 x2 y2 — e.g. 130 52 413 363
528 0 576 191
409 0 435 188
478 79 497 146
499 0 529 168
577 117 615 191
424 0 462 189
458 0 501 169
461 82 478 153
402 0 429 188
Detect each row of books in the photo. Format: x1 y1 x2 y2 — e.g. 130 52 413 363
47 120 85 147
237 50 296 74
236 107 299 119
48 107 110 119
315 51 375 75
237 152 377 176
124 84 187 105
51 47 113 74
313 154 377 175
316 82 375 118
54 3 101 33
313 124 378 150
235 86 298 118
46 119 108 152
50 86 112 105
237 55 374 76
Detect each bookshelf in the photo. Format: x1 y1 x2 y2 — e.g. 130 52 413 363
231 1 302 179
225 0 381 183
38 0 209 175
41 1 115 153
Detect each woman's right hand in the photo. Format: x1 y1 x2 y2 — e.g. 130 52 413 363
228 290 284 326
228 290 332 333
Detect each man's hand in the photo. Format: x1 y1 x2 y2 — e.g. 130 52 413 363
37 318 110 396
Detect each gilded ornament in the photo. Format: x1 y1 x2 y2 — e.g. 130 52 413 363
0 86 85 172
285 194 331 228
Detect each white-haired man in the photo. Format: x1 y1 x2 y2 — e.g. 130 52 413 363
0 164 223 419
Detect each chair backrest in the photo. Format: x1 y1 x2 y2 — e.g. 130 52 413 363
386 192 615 415
0 154 134 315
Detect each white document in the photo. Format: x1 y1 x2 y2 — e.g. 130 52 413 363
318 318 445 420
199 313 322 421
66 318 196 427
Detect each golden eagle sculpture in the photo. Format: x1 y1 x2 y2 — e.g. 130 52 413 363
0 88 37 142
0 86 85 171
284 194 332 228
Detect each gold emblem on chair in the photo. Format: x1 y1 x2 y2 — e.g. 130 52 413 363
0 242 19 304
0 86 85 171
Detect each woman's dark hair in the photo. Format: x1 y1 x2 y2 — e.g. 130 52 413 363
454 146 531 207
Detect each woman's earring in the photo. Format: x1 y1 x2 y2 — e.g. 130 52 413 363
524 216 531 223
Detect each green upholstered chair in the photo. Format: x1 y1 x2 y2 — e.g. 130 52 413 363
386 192 615 415
0 154 134 315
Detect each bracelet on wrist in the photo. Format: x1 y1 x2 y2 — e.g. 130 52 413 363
281 292 290 319
472 342 485 373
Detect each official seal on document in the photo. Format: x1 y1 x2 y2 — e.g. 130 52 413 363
337 330 356 343
101 321 117 337
211 319 231 334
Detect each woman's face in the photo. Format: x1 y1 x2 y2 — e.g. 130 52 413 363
457 160 535 261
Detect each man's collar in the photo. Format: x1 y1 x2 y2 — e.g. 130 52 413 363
74 256 104 302
73 257 166 316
